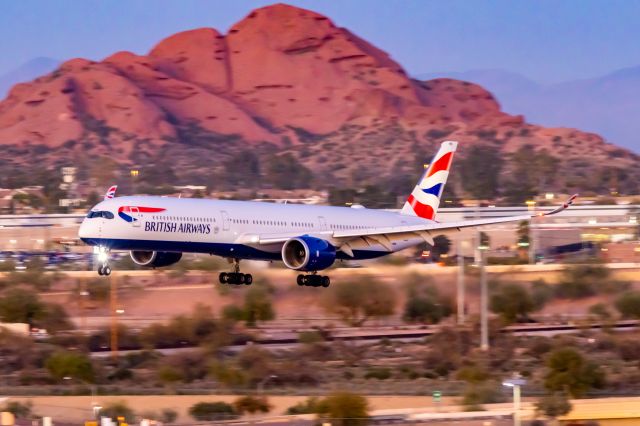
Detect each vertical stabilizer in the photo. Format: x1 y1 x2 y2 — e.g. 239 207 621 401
400 141 457 220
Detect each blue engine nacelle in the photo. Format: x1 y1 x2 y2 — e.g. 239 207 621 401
130 250 182 268
281 236 336 272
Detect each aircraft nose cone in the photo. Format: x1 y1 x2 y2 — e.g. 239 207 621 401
78 219 90 239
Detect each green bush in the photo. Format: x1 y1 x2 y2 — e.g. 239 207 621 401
615 291 640 319
45 351 95 383
490 283 537 323
364 367 392 380
188 402 238 421
544 348 605 397
322 277 396 326
402 278 452 324
318 392 369 426
101 401 136 424
535 393 572 418
234 395 271 414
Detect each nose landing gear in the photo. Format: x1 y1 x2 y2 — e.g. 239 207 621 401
297 274 330 287
96 247 111 276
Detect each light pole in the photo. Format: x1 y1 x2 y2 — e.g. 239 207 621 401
456 238 466 325
257 375 278 395
525 200 536 264
502 378 526 426
478 242 489 351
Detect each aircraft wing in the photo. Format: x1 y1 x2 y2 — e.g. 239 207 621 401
248 194 577 252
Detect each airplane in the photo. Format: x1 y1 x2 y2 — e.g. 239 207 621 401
78 141 577 287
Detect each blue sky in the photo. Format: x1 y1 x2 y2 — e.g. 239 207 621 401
1 0 639 83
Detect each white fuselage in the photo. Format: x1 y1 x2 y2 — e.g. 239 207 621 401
79 196 431 261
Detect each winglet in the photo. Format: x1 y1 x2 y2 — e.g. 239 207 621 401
104 185 118 200
538 194 578 217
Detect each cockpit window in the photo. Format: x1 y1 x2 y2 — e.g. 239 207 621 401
86 211 114 219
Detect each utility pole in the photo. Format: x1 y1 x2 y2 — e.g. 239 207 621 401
479 247 489 351
526 200 537 264
456 238 465 325
110 275 118 360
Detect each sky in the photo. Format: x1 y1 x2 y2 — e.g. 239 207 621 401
1 0 639 83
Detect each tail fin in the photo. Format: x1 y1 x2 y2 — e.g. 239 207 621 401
104 185 118 200
401 141 457 220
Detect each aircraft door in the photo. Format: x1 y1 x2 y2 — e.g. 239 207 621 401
221 211 230 231
130 207 141 227
318 216 327 231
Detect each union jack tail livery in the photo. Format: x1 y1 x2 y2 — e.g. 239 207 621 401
401 140 457 220
104 185 118 200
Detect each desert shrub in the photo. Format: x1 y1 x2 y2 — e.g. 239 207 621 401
322 277 396 326
318 392 369 426
188 402 238 421
402 278 452 324
617 339 640 361
490 283 537 323
286 397 322 415
535 393 572 418
555 264 620 299
0 401 32 419
364 367 392 380
101 401 136 424
615 291 640 319
45 351 95 383
544 348 605 397
461 382 505 409
233 395 271 414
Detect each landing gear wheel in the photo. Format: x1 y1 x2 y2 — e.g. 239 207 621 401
103 266 112 276
297 275 305 286
219 272 228 284
244 274 253 285
98 266 104 276
321 276 330 287
237 273 245 285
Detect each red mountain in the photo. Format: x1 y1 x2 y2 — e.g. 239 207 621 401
0 3 636 194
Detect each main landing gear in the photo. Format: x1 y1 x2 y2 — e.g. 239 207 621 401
297 274 330 288
219 259 253 285
97 247 111 276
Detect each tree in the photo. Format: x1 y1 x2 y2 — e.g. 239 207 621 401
242 286 275 327
264 153 312 189
234 395 272 415
431 235 452 261
188 402 238 421
45 351 95 383
402 279 452 324
223 150 261 189
615 291 640 319
459 145 503 200
318 392 369 426
322 278 396 326
490 283 537 323
0 287 43 324
535 393 572 418
544 348 605 397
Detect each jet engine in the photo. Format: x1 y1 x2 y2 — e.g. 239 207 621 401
129 251 182 268
281 236 336 272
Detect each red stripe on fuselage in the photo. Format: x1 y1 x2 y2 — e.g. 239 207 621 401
118 206 166 213
407 194 435 220
427 152 453 177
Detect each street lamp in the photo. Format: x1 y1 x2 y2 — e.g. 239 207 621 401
502 378 527 426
